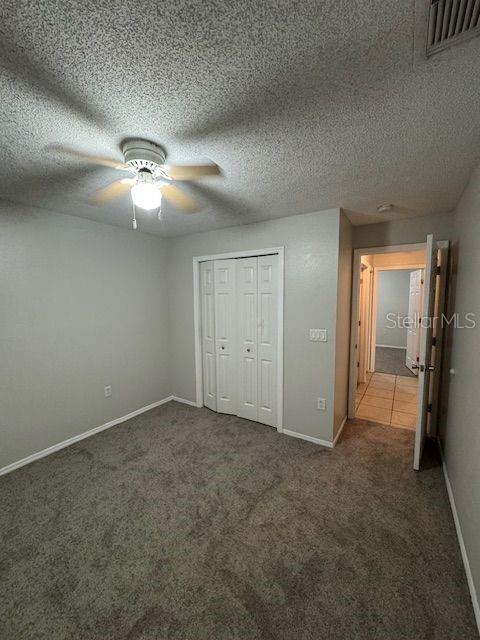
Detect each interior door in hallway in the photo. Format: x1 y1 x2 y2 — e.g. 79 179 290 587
214 259 237 415
414 235 436 471
406 269 424 374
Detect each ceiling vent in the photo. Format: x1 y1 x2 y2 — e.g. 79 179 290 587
426 0 480 55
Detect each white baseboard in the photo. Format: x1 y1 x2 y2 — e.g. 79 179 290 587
0 396 173 477
172 396 202 408
375 344 406 350
281 428 333 449
439 444 480 634
332 416 348 447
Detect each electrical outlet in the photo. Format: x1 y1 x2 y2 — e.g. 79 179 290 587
104 385 112 398
309 329 327 342
317 398 326 411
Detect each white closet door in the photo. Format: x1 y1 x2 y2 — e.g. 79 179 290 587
214 259 237 414
236 257 258 421
200 261 216 411
257 255 278 427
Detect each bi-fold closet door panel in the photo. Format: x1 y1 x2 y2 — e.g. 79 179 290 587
257 255 278 427
214 259 237 415
237 257 258 422
200 261 216 411
200 254 278 427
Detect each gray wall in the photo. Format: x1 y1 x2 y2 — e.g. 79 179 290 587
333 211 352 438
0 203 170 469
167 209 342 443
376 270 412 348
353 211 453 248
440 162 480 620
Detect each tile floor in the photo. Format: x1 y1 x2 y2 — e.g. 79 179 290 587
355 372 418 429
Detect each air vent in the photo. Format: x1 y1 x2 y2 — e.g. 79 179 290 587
427 0 480 55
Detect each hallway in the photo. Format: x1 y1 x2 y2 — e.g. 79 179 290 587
356 372 418 429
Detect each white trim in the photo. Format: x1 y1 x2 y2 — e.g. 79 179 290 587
374 264 426 271
193 247 284 262
0 396 173 477
281 428 333 449
172 396 201 407
332 416 348 447
355 242 427 256
439 444 480 634
375 344 407 349
193 247 285 429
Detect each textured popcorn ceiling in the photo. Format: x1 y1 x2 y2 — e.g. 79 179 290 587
1 0 479 237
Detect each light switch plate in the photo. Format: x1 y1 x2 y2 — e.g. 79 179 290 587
317 398 326 410
309 329 327 342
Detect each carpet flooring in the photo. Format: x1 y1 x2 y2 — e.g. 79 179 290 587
375 346 416 377
1 402 477 639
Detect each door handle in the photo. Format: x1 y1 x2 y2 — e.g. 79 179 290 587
247 348 252 353
419 364 434 372
411 363 419 369
221 345 225 350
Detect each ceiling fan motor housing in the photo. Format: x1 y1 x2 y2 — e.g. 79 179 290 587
122 139 168 179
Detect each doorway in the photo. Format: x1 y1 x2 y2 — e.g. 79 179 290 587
355 251 426 429
193 247 284 431
348 239 449 470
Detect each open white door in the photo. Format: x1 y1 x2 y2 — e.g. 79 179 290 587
414 235 437 471
406 269 424 375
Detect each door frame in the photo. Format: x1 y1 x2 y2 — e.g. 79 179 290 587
193 247 285 430
348 243 427 419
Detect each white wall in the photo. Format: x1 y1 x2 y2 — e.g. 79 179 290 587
439 162 480 629
375 270 412 348
0 202 171 469
333 211 352 438
167 209 343 443
353 211 452 248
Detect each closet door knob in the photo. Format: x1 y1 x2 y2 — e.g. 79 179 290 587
221 345 225 350
247 348 251 353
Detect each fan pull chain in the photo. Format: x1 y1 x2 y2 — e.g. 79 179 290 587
131 202 137 230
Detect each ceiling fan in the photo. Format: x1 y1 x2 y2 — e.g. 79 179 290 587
48 139 221 229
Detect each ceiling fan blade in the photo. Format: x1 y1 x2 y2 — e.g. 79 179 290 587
160 183 199 213
91 178 135 205
163 164 221 181
48 145 132 172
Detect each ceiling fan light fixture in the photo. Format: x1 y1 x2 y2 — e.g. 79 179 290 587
131 172 162 210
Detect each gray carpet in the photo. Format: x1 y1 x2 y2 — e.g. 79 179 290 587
375 346 416 377
1 402 477 639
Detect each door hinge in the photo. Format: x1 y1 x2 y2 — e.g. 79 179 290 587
357 362 360 367
431 336 437 346
427 403 433 413
358 320 361 326
436 265 441 275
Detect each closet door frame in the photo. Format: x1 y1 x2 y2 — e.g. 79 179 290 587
193 247 284 431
